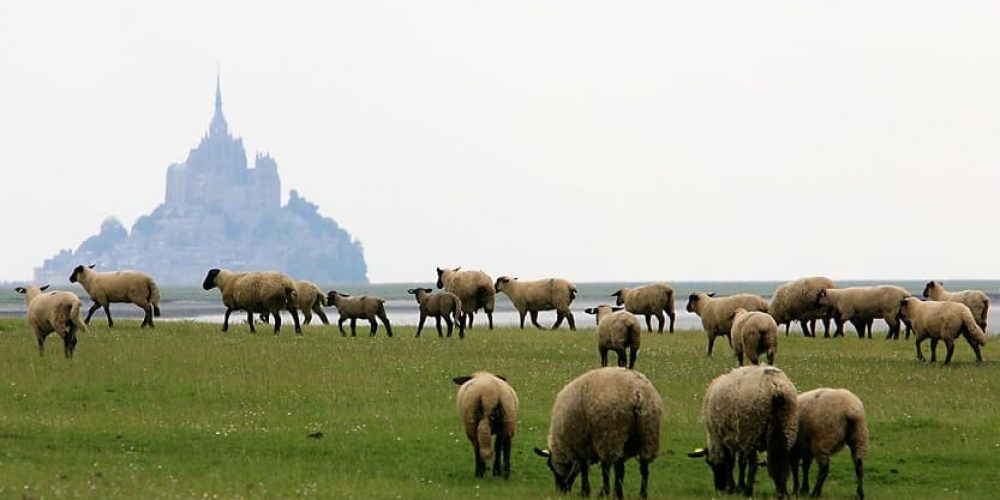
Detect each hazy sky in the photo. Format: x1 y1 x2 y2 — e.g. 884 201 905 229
2 1 999 283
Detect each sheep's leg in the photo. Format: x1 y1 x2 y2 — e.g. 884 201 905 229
529 310 546 330
811 461 830 497
736 453 748 493
736 351 744 366
473 446 485 478
744 451 758 498
414 315 426 338
63 332 74 358
800 319 811 337
599 462 611 497
822 316 831 337
84 303 101 325
667 310 676 333
248 311 258 333
36 334 46 356
885 318 899 340
915 336 926 361
289 308 301 335
486 308 494 330
141 304 153 328
501 432 512 479
767 348 775 366
616 349 627 368
443 315 453 337
435 317 443 338
492 434 503 476
613 460 625 500
651 312 663 333
551 311 565 330
222 308 233 332
929 338 939 362
518 310 527 329
799 456 812 495
349 318 357 337
644 314 653 333
853 456 864 500
791 457 801 494
338 317 348 337
747 350 759 366
378 310 394 337
628 346 638 369
833 317 844 337
707 333 717 357
567 312 576 330
466 311 475 329
943 338 956 365
866 321 874 339
273 311 283 334
455 313 465 339
600 348 609 367
967 336 983 363
579 461 591 497
849 319 865 339
314 304 330 325
368 317 378 337
100 304 114 328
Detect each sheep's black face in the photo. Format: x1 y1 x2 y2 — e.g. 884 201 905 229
685 293 700 313
495 277 511 292
922 281 935 298
709 459 734 493
612 290 626 306
202 269 221 290
548 459 577 493
435 268 445 289
69 265 85 283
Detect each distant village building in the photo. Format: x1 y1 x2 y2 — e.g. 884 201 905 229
35 76 368 286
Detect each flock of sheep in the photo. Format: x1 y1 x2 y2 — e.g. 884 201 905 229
11 265 993 498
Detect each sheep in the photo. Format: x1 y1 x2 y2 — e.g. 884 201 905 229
436 267 495 330
14 285 87 358
730 308 778 366
326 290 393 337
923 280 989 332
494 276 578 330
407 287 464 339
452 371 519 478
816 286 911 340
584 305 642 368
686 292 769 356
688 365 798 499
201 268 301 335
260 280 330 326
897 296 987 364
791 388 869 500
68 264 161 328
611 283 676 333
769 277 836 337
533 367 661 499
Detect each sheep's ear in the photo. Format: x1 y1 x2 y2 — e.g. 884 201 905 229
406 289 415 294
687 448 707 458
612 306 624 312
453 266 461 272
494 374 507 382
340 293 351 298
452 376 472 385
610 290 621 297
14 287 26 294
40 284 50 291
88 264 96 269
534 447 551 458
584 307 597 315
708 292 716 297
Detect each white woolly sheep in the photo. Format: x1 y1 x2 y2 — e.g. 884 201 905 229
897 296 986 364
260 279 330 326
686 292 769 356
817 286 911 340
436 267 496 330
326 290 393 337
69 264 161 328
453 371 519 478
611 283 676 333
15 285 87 358
201 268 301 335
495 276 578 330
534 367 661 499
791 388 869 500
769 277 836 337
407 287 464 338
923 281 989 332
688 365 798 498
730 308 778 366
584 305 642 368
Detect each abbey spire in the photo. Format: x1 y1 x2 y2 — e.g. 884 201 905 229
209 70 228 137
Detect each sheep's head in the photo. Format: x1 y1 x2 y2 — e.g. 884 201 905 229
202 269 221 290
69 264 95 283
686 292 713 313
610 289 627 306
495 276 515 292
534 448 578 493
687 447 735 493
584 305 622 324
922 281 940 298
326 290 345 304
729 307 748 322
436 266 460 289
897 297 914 320
815 289 830 307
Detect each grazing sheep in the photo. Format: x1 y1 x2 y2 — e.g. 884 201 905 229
817 286 911 340
923 281 989 332
611 283 676 333
688 365 798 498
534 367 661 499
897 296 986 364
584 305 642 368
769 277 836 337
260 279 330 326
407 287 464 339
686 292 769 356
436 267 495 330
326 290 393 337
791 388 869 500
453 371 519 478
730 308 778 366
201 268 301 335
68 264 161 328
495 276 578 330
14 285 86 358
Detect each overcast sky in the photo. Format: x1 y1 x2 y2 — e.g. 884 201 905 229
2 1 998 284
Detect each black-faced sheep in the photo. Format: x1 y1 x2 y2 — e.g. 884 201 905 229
15 285 86 358
897 296 986 364
69 264 161 328
816 286 911 340
686 292 769 356
791 388 869 500
407 287 464 339
534 367 661 499
689 365 798 499
611 283 676 333
453 371 518 478
730 308 778 366
326 290 393 337
923 281 989 332
584 305 642 369
495 276 577 331
201 268 301 335
769 277 836 337
436 267 495 330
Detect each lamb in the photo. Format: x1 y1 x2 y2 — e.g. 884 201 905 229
923 281 989 332
611 283 676 333
260 279 329 326
326 290 393 337
897 296 987 364
769 277 836 337
14 285 87 358
791 388 869 500
436 267 495 330
817 286 911 339
730 308 778 366
533 367 661 499
685 292 769 356
69 264 161 328
494 276 578 330
688 365 798 499
452 371 519 478
407 287 464 338
201 268 301 335
584 305 642 368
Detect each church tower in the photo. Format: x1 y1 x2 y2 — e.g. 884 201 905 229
209 70 228 138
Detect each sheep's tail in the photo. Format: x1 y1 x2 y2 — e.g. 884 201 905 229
846 412 869 461
317 291 328 308
69 300 88 333
149 281 161 317
477 393 499 461
766 390 796 483
963 311 988 346
569 285 578 302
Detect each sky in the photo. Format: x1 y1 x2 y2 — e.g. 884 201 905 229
2 1 999 284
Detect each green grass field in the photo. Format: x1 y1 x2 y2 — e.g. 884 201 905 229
0 318 998 499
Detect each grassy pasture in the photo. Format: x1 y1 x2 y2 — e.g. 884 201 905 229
0 318 998 499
